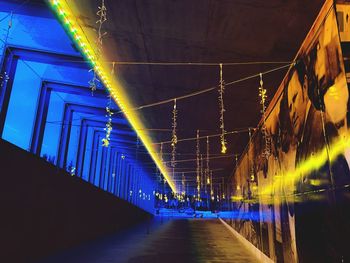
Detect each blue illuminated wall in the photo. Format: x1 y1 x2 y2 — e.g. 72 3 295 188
0 1 156 214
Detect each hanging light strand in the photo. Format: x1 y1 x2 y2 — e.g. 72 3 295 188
200 154 204 187
258 73 271 159
210 170 214 200
160 142 163 162
248 128 255 181
111 61 115 74
196 130 201 199
219 63 227 153
182 172 185 195
102 95 113 147
96 0 107 46
206 136 210 185
171 99 178 168
89 0 107 95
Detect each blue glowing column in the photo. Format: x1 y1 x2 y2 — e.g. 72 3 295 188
104 146 112 192
127 165 133 203
30 82 52 155
115 153 123 197
131 168 136 204
99 145 108 189
89 130 100 185
76 119 88 178
109 148 117 194
57 104 73 170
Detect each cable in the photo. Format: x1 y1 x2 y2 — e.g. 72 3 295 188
14 57 291 66
107 61 291 66
154 127 254 145
0 0 30 23
162 154 235 164
115 62 294 114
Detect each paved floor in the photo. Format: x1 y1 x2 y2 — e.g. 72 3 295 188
39 218 257 263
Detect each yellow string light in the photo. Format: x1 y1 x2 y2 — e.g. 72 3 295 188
102 96 113 147
206 136 210 187
258 73 271 159
48 0 177 192
171 99 177 168
219 63 227 153
196 130 201 199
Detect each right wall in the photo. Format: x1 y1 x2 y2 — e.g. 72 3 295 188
226 0 350 262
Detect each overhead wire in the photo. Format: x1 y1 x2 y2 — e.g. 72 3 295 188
154 127 255 145
113 62 293 115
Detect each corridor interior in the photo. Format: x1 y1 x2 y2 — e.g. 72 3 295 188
2 0 350 263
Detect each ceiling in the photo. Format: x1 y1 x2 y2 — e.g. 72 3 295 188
51 0 325 192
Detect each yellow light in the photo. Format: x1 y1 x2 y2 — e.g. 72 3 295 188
221 141 227 154
49 1 177 192
245 133 350 203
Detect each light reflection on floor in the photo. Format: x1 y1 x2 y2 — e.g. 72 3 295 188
38 217 257 263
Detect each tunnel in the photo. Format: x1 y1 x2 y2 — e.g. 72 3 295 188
1 0 350 262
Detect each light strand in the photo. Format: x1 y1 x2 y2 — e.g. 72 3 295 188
219 63 227 153
89 0 107 95
102 95 113 147
182 172 185 195
248 128 255 181
160 142 163 162
206 136 210 185
171 99 178 168
111 61 115 74
210 170 214 200
200 154 204 187
258 73 271 159
196 130 200 199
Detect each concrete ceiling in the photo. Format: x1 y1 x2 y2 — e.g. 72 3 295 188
65 0 325 190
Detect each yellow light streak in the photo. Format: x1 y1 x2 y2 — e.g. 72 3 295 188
47 0 176 192
234 133 350 204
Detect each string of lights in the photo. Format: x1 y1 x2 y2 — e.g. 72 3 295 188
258 73 271 159
218 63 227 154
89 0 107 95
101 96 113 147
196 130 200 199
206 136 210 186
170 99 178 168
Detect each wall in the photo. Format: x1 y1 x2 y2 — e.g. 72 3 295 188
225 0 350 262
0 138 152 262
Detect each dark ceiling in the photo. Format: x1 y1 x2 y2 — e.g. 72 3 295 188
66 0 325 191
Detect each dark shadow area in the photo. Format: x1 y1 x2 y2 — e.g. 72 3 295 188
0 139 152 262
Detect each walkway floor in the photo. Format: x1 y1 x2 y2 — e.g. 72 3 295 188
39 218 257 263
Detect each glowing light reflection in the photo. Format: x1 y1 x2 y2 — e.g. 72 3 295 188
48 0 176 192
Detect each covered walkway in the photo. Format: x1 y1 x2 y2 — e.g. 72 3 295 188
40 218 257 263
2 0 350 262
